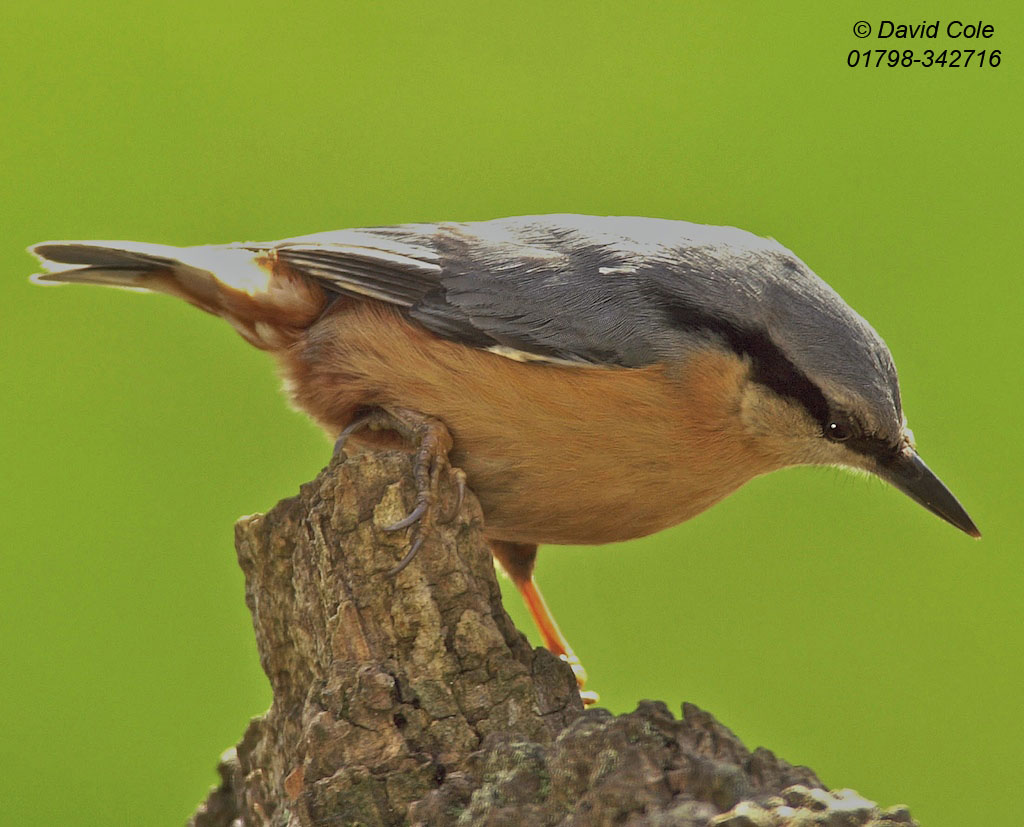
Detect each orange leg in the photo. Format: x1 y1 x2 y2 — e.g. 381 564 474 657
490 541 597 704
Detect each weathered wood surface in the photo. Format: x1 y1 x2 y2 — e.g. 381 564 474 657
189 450 917 827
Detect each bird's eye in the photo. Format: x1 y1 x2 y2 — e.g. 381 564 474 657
825 418 851 441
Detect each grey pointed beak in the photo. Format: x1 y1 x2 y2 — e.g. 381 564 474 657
876 450 980 538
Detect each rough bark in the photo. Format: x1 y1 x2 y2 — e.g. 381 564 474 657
189 449 919 827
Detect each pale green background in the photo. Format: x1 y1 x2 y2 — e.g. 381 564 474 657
1 2 1020 825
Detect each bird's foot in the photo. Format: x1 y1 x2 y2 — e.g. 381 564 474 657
512 572 599 706
562 653 599 706
335 406 465 575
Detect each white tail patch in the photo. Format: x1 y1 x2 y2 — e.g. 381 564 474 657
30 240 273 300
30 239 328 351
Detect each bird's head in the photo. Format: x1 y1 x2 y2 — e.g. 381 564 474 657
663 237 979 538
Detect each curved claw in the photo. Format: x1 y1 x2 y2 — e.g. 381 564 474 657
441 471 467 524
387 535 424 576
383 500 429 532
339 407 463 579
333 412 373 458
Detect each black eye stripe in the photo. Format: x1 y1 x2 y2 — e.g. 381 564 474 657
659 294 830 428
657 290 901 462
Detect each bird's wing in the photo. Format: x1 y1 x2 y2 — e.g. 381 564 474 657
272 225 443 308
275 215 693 367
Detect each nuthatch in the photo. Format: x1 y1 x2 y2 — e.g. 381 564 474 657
30 214 979 693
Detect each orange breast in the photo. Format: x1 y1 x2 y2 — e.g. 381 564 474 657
280 301 776 546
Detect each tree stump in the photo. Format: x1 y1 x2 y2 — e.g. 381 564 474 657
189 450 918 827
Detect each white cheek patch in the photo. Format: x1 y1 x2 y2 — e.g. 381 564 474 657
810 439 866 468
738 382 886 470
739 384 819 439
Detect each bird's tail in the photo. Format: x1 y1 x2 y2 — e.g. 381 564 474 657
29 240 329 349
